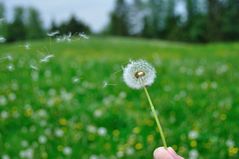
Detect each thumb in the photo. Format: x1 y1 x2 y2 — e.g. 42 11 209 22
154 147 174 159
153 147 184 159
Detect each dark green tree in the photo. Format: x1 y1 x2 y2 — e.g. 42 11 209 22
163 0 181 40
142 0 165 38
222 0 239 40
7 7 26 42
0 3 7 38
50 20 58 32
26 7 45 39
206 0 224 41
108 0 130 36
127 0 145 36
184 0 207 42
51 15 91 34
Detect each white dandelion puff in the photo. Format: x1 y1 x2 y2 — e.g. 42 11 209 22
63 146 72 156
97 127 107 136
122 59 168 148
123 60 156 89
7 64 15 71
0 36 6 43
24 43 30 50
2 154 10 159
38 135 47 144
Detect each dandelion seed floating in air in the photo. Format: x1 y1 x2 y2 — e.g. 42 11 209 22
47 30 60 37
79 32 89 40
30 65 39 71
40 54 54 63
123 59 168 148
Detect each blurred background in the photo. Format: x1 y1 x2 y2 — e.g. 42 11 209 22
1 0 239 43
0 0 239 159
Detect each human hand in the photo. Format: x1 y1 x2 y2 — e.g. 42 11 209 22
154 147 184 159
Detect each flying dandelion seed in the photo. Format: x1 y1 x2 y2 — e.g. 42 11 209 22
102 81 117 88
47 30 60 37
123 59 168 148
40 54 54 63
0 36 6 43
30 65 39 71
79 32 89 39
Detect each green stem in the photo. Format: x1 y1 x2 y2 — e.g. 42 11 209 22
143 86 168 148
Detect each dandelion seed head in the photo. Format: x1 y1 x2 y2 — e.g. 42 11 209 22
123 60 156 89
24 43 30 50
0 36 6 43
2 154 10 159
38 135 47 144
98 127 107 136
63 146 72 156
55 128 64 137
7 64 14 71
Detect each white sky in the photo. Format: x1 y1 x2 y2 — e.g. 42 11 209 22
1 0 116 32
1 0 185 33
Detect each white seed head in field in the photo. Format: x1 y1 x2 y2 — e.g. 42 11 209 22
123 60 156 89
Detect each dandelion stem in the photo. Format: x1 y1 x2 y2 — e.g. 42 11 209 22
143 86 167 148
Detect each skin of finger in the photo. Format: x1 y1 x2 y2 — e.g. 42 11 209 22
167 147 184 159
153 147 174 159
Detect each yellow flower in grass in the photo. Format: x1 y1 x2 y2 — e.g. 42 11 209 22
190 140 197 148
133 127 141 134
147 134 154 144
24 108 33 117
59 118 67 126
88 134 96 141
229 147 238 157
113 129 120 137
135 143 143 150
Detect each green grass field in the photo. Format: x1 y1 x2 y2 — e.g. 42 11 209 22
0 37 239 159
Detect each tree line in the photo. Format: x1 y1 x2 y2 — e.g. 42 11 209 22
1 1 239 43
106 0 239 43
0 3 91 43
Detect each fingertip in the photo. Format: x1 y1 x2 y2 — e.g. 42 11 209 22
167 147 176 154
153 147 168 159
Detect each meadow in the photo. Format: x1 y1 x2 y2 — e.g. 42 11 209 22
0 37 239 159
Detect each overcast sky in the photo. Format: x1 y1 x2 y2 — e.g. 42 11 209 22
1 0 116 32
